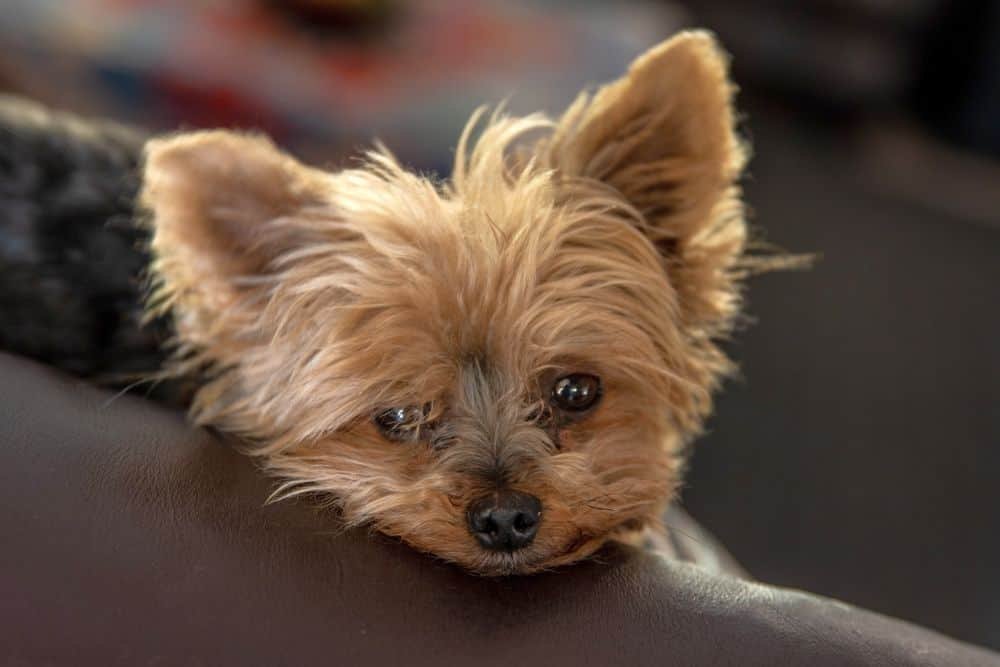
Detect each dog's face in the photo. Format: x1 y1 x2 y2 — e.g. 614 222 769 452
141 32 748 574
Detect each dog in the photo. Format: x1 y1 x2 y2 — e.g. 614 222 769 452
1 32 787 575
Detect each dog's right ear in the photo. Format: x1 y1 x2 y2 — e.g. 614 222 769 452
141 129 348 363
142 130 331 312
142 130 369 433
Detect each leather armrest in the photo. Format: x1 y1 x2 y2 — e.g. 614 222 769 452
2 352 997 666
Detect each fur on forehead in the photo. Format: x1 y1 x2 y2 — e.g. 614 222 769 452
140 30 750 452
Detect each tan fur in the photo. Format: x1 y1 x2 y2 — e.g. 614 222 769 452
141 32 767 575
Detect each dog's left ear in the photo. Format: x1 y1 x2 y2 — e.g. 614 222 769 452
540 31 746 331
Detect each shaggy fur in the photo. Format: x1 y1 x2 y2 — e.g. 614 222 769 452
139 32 759 574
1 32 783 575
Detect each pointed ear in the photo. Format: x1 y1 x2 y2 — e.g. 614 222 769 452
141 130 331 321
541 31 747 330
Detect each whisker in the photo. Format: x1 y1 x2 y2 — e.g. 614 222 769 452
662 521 708 550
99 377 158 410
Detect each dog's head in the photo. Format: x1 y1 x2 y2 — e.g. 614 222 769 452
141 32 749 574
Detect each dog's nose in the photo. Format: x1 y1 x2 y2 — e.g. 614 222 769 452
467 490 542 551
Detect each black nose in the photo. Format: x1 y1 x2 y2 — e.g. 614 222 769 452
467 490 542 551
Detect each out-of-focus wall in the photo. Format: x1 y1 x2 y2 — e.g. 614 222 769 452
0 0 685 169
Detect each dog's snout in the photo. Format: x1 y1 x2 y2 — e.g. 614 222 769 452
467 490 541 551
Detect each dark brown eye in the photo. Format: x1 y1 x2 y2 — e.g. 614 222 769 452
374 405 426 441
550 374 602 412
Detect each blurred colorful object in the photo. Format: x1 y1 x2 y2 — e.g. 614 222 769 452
0 0 684 170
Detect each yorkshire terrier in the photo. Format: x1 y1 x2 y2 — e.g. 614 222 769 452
1 32 785 575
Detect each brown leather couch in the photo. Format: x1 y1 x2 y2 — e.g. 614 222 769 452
2 352 998 666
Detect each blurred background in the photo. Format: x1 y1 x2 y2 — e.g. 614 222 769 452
0 0 997 651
